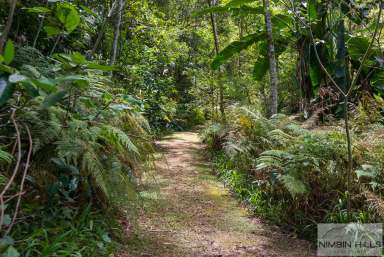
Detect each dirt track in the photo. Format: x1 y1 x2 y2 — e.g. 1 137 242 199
124 132 314 257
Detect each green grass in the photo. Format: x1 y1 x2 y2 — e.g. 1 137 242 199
5 204 120 257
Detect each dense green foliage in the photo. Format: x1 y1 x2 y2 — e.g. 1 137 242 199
0 0 209 255
201 106 384 238
2 0 384 255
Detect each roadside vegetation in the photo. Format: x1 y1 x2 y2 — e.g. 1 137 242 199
1 0 384 255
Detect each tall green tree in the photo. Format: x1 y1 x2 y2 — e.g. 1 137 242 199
263 0 278 115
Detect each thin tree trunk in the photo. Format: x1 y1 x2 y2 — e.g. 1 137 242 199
238 17 243 75
207 0 225 122
91 23 107 58
344 96 352 220
90 0 119 59
0 0 17 54
33 16 45 48
32 0 48 48
50 35 61 56
208 0 219 54
110 0 125 65
263 0 279 115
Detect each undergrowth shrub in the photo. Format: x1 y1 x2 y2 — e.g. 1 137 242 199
11 205 118 257
0 48 153 255
202 105 384 239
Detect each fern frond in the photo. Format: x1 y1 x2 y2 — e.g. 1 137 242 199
280 174 307 196
284 123 308 136
256 150 293 170
82 150 108 196
268 129 294 147
0 149 13 163
98 125 139 154
239 107 268 123
223 141 244 159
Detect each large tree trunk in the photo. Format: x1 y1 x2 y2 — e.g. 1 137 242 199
0 0 17 54
110 0 125 65
263 0 279 115
207 0 225 122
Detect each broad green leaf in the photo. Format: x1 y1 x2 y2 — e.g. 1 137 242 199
0 55 4 63
8 73 27 83
70 52 86 65
56 3 80 33
86 63 116 71
80 4 97 17
193 6 229 16
307 0 318 22
347 36 370 61
371 71 384 93
27 7 51 13
55 75 88 83
226 0 256 8
236 6 263 15
0 64 14 74
44 25 61 37
309 63 321 88
3 40 14 65
253 57 269 81
52 53 75 64
75 79 89 88
56 75 89 88
22 81 39 97
42 90 67 109
212 32 266 70
272 14 292 30
33 78 57 93
2 246 20 257
193 1 260 17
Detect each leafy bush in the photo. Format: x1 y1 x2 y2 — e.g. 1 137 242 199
10 205 118 256
0 46 152 254
203 105 384 239
200 122 227 151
